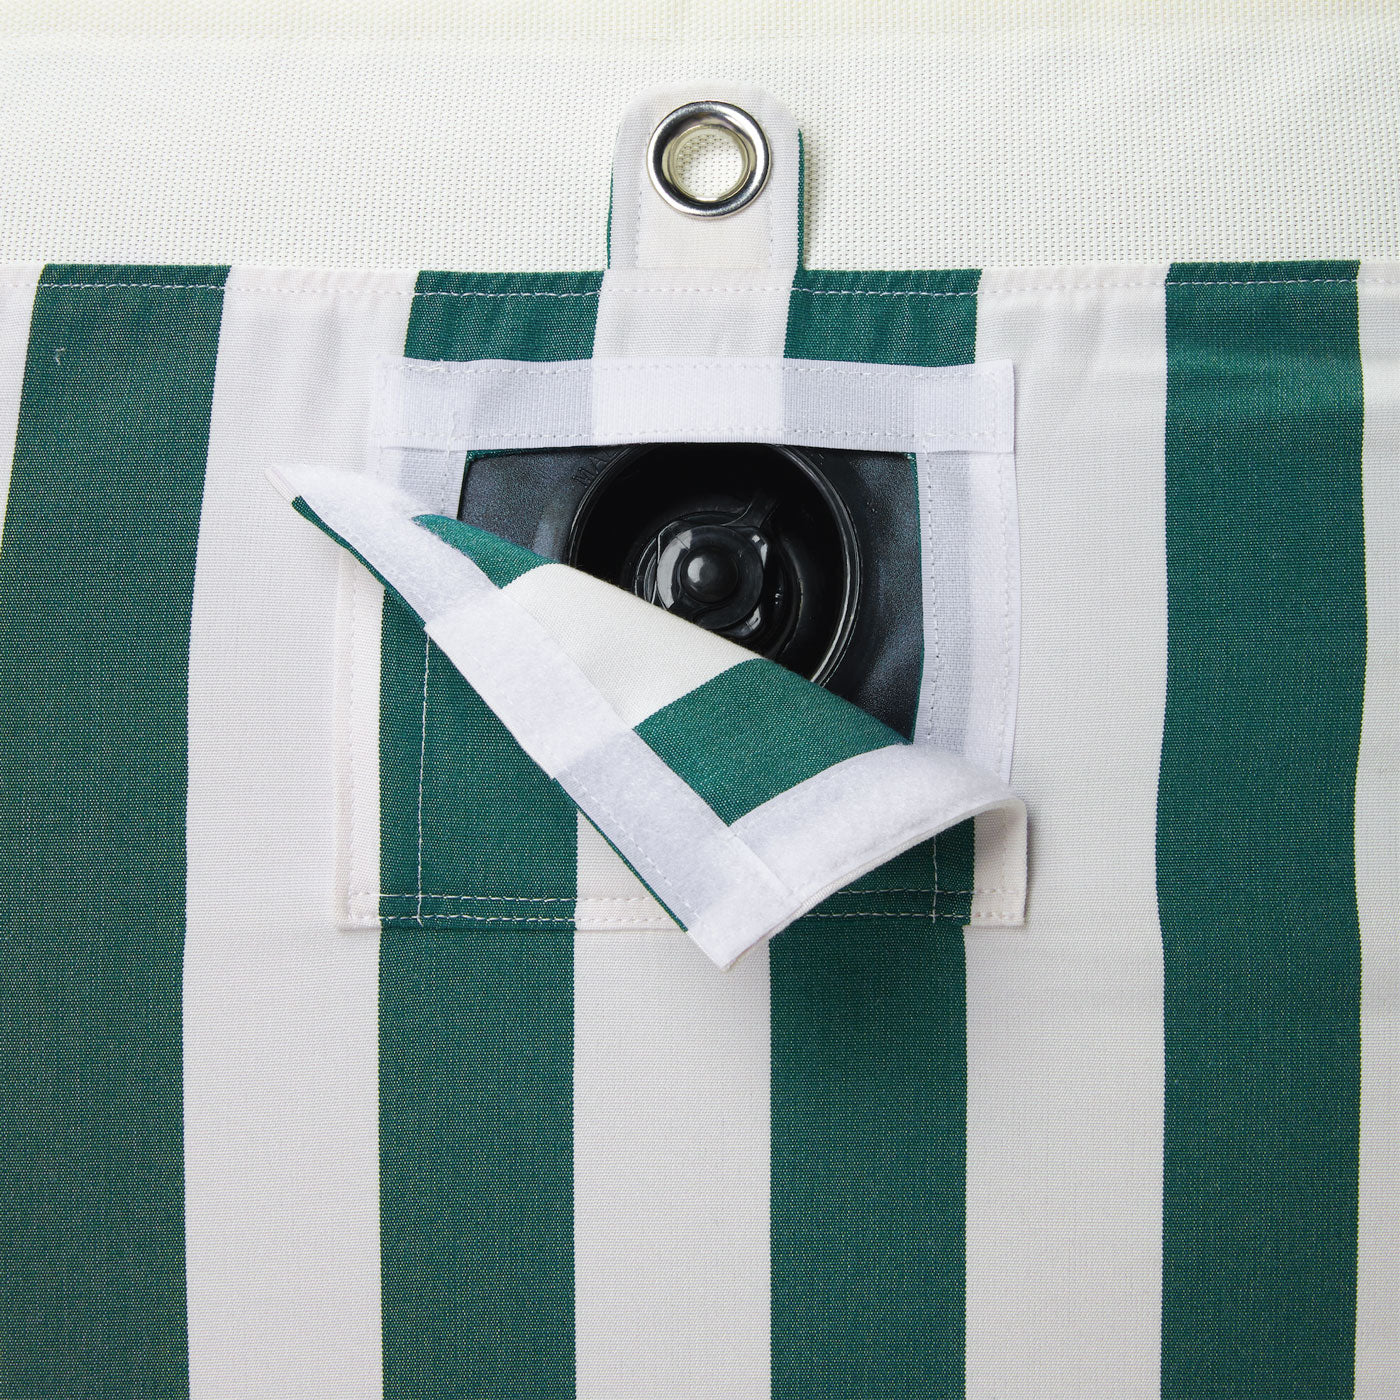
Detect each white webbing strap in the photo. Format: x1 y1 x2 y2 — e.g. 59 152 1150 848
376 354 1014 454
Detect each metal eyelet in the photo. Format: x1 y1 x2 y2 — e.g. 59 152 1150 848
645 101 771 219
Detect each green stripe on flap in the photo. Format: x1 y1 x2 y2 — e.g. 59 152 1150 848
0 264 228 1399
636 656 899 825
378 273 594 1400
1159 261 1365 1400
413 511 548 588
772 267 980 1400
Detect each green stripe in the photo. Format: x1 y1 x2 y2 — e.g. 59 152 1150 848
378 273 592 1399
406 270 602 362
0 264 228 1399
1159 261 1365 1399
379 931 574 1400
771 268 979 1400
379 274 591 930
413 511 548 588
636 657 899 824
786 268 980 368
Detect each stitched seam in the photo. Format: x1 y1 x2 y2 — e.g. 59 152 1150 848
398 359 990 377
402 426 1005 445
931 833 940 921
415 635 430 927
371 892 586 902
415 289 598 298
383 912 576 924
16 277 1397 296
915 453 940 749
376 910 973 925
366 887 1008 900
16 282 601 297
802 910 970 921
348 566 362 922
563 775 705 925
992 449 1015 785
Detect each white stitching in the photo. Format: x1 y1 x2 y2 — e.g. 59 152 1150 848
415 288 598 298
994 447 1015 781
915 453 940 748
930 834 940 921
372 892 585 903
366 887 1007 900
15 276 1397 297
414 635 430 927
398 426 1005 445
384 913 576 924
801 910 969 921
562 774 704 924
397 359 989 377
377 909 980 924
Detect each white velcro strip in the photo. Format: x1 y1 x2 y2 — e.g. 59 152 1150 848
378 355 1014 455
730 744 1026 922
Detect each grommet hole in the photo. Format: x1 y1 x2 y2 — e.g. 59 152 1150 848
666 126 749 202
645 100 771 218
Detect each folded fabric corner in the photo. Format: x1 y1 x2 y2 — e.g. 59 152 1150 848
272 463 1025 968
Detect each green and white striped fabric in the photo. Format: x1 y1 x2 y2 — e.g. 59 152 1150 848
0 257 1395 1400
273 463 1021 969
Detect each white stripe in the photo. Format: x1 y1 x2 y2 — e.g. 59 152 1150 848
574 934 771 1400
183 267 415 1398
594 83 792 949
964 268 1168 1398
1355 265 1400 1399
379 353 1015 455
502 562 747 726
574 84 792 1325
0 263 39 544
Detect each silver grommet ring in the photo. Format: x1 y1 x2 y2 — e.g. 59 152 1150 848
646 101 771 219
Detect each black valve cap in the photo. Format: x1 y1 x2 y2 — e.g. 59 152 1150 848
680 546 738 603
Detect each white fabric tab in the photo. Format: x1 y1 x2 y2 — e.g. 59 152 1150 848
379 354 1014 455
605 83 801 274
596 85 799 364
592 268 792 360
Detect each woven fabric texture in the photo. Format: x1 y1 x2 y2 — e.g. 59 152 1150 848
0 2 1395 268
